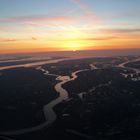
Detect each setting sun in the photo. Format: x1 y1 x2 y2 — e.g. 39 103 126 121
64 42 83 51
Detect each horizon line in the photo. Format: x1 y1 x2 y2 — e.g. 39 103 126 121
0 47 140 55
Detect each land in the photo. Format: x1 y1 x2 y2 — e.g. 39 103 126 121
0 68 58 131
0 55 140 140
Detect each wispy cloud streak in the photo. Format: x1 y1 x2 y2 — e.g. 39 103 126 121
0 37 37 42
102 28 140 34
0 38 17 42
0 16 77 24
71 0 100 22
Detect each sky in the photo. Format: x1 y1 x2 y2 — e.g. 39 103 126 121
0 0 140 54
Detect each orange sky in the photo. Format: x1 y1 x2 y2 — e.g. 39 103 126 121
0 0 140 54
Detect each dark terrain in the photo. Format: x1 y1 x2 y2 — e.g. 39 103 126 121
0 56 140 140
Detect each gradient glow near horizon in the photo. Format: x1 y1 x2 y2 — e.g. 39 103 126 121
0 0 140 53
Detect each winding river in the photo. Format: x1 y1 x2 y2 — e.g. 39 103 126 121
117 57 140 74
0 65 89 136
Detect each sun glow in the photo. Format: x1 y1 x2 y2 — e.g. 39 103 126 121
63 42 84 51
60 28 89 51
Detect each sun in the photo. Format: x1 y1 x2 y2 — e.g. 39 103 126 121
64 42 82 51
72 49 76 52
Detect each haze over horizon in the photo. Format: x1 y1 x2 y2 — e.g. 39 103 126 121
0 0 140 54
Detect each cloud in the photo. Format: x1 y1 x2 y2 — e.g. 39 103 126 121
72 0 94 16
103 28 140 34
0 38 18 42
0 16 78 24
0 37 38 42
71 0 100 22
50 36 118 41
32 37 37 40
81 36 118 41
